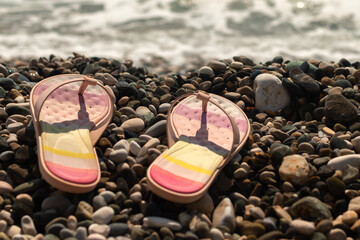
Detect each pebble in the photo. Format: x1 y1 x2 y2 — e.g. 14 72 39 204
230 61 243 69
59 228 75 239
279 154 309 186
250 206 265 219
41 195 71 213
187 193 214 214
290 219 315 235
348 196 360 213
75 201 94 220
99 191 115 203
208 60 226 71
130 192 142 203
0 219 7 232
129 141 141 156
92 206 114 224
92 196 107 210
75 226 88 240
327 228 346 240
342 164 359 184
87 233 106 240
144 120 166 137
158 103 171 113
325 94 358 124
342 210 358 225
0 181 12 194
289 68 320 95
328 154 360 171
113 139 130 151
198 66 214 78
109 149 128 163
209 228 224 240
253 73 290 112
238 220 265 237
290 196 332 222
108 223 129 236
100 73 117 86
6 225 22 238
0 210 14 225
212 198 235 232
120 118 145 133
297 142 315 154
7 122 24 133
67 215 77 231
143 217 182 231
326 177 345 197
88 223 110 237
21 215 37 236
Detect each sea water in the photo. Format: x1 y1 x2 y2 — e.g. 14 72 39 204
0 0 359 65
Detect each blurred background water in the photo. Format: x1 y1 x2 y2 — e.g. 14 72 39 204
0 0 359 66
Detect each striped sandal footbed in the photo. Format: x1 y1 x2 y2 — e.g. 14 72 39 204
30 74 112 190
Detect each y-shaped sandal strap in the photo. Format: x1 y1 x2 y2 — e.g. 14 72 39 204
167 91 240 168
33 76 115 143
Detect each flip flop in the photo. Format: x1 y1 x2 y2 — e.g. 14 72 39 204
30 74 115 193
146 92 250 203
167 92 250 160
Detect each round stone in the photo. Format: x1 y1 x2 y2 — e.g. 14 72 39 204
0 181 12 194
342 210 358 225
120 118 144 133
328 228 346 240
92 206 114 224
290 219 315 235
198 66 214 79
279 154 309 186
254 73 290 112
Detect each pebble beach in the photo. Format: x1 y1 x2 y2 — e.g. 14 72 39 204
0 53 360 240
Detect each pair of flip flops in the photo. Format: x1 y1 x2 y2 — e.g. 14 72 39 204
30 74 115 193
30 74 250 200
147 92 250 203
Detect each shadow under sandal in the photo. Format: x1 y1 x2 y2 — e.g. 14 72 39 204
147 91 250 203
30 74 114 193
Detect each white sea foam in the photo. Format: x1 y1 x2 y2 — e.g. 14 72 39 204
0 0 359 65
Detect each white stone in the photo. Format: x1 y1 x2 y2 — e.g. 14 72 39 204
254 73 290 112
328 154 360 171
